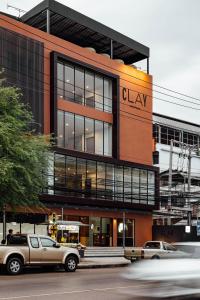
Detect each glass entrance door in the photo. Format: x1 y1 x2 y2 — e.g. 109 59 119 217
89 217 112 246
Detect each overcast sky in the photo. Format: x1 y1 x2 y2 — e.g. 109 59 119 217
1 0 200 124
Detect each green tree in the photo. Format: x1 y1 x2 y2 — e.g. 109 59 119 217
0 85 50 209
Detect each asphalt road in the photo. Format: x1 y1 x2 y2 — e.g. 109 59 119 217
0 267 136 300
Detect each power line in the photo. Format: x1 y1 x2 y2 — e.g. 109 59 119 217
1 16 200 106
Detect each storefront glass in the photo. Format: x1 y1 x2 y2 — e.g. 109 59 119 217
52 153 156 206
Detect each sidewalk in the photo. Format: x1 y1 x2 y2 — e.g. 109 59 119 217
78 257 130 269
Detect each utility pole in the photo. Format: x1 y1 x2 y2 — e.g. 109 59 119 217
187 147 192 226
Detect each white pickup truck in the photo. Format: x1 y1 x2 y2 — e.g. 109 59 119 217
124 240 187 262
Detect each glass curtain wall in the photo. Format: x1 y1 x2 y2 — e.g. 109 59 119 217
57 61 113 113
53 154 156 206
57 110 112 157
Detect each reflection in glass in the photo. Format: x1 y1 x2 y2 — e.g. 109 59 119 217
85 71 94 107
77 158 86 194
64 64 74 101
64 112 74 150
66 156 76 191
115 166 123 201
75 115 84 151
85 117 94 154
104 123 112 156
95 120 103 155
57 62 113 113
86 160 96 196
105 164 114 200
75 67 84 104
95 75 103 111
124 167 132 202
104 78 112 113
57 63 64 98
132 169 139 203
140 169 147 204
97 162 105 199
54 154 65 187
148 171 155 205
57 110 64 147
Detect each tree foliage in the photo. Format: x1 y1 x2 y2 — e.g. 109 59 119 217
0 86 50 208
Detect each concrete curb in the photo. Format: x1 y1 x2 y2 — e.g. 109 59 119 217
78 263 130 269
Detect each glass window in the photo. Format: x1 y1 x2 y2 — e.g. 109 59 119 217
95 120 103 155
148 171 155 205
124 167 132 203
54 154 65 187
40 238 55 247
85 118 95 154
132 168 139 203
183 132 188 144
57 110 64 147
77 158 86 194
75 115 84 151
105 164 114 200
104 78 112 113
66 156 77 191
104 123 112 156
57 63 64 98
85 71 94 107
161 126 167 145
86 160 96 195
65 112 74 150
75 67 84 104
140 169 147 204
115 165 123 201
95 75 103 111
64 64 74 102
97 162 106 199
30 237 39 248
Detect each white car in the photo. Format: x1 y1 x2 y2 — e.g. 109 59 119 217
122 258 200 299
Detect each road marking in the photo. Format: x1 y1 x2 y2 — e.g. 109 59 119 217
0 285 135 299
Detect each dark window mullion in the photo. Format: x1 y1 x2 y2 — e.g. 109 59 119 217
103 121 105 155
73 112 75 150
103 77 104 112
131 168 133 204
84 69 86 106
122 166 124 203
84 116 85 152
139 169 141 204
73 65 75 102
147 170 149 205
63 110 65 148
95 160 97 200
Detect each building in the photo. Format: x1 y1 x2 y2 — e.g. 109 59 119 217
153 113 200 223
0 0 159 246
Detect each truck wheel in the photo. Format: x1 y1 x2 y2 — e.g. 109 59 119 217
6 257 23 275
151 255 160 259
64 256 77 272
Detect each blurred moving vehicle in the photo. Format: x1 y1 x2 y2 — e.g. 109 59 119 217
122 258 200 299
0 234 80 275
124 241 188 262
173 242 200 258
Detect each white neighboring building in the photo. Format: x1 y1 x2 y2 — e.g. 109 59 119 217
153 113 200 211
